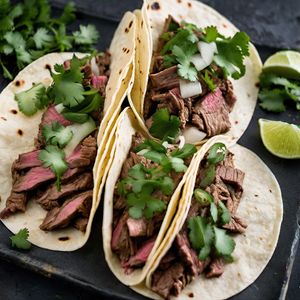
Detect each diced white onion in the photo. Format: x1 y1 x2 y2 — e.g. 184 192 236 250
178 135 185 149
91 57 99 76
183 126 207 144
54 103 64 113
179 79 202 99
190 54 209 71
137 149 149 156
197 41 217 66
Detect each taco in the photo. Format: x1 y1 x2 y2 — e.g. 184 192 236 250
130 0 262 144
102 107 199 286
132 136 283 299
0 12 137 251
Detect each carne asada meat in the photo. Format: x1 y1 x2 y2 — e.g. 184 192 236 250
40 190 92 231
151 146 247 298
0 192 27 218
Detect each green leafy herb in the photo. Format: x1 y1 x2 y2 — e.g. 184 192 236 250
49 55 85 107
201 70 216 91
218 201 231 224
203 26 220 43
207 143 227 164
258 72 300 112
149 108 181 142
42 121 73 148
200 164 216 188
210 202 218 223
15 83 49 116
213 226 235 256
10 228 31 250
38 145 68 190
0 0 99 79
171 143 197 159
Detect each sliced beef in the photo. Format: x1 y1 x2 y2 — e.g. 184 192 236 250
220 151 235 168
223 215 247 233
0 192 27 218
122 238 155 268
169 88 188 128
73 217 89 232
40 106 72 127
37 172 93 210
150 66 179 90
219 79 236 112
191 114 205 131
40 190 92 231
13 150 41 171
152 263 186 299
91 75 107 95
216 165 245 192
67 136 97 168
159 251 177 270
96 52 111 76
193 88 231 137
206 258 225 278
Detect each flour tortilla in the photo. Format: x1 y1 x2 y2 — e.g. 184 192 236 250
130 0 262 144
132 136 283 299
102 107 199 286
0 12 137 251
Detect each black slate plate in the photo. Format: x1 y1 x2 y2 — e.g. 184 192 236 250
1 1 300 300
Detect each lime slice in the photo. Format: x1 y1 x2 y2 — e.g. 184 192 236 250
263 50 300 79
259 119 300 159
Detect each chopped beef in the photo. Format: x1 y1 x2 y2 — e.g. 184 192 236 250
159 251 177 270
111 213 135 262
220 79 236 112
206 258 225 278
153 55 165 72
37 172 93 210
150 66 179 90
40 190 92 231
67 136 97 168
191 114 205 131
13 166 83 193
73 217 89 232
91 75 108 96
223 215 247 233
96 52 111 76
122 238 155 268
193 88 231 137
13 150 41 171
216 165 245 192
0 192 27 218
169 88 188 128
152 263 185 299
220 151 234 168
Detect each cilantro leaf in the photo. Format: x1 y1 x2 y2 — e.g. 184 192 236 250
214 32 250 79
33 28 53 49
200 164 216 188
49 55 85 107
213 226 235 256
42 121 73 148
258 89 286 112
149 108 180 142
201 70 216 91
38 145 68 190
210 202 218 222
57 2 75 24
173 45 198 81
168 157 187 172
171 144 197 159
15 83 49 116
203 26 220 43
73 24 99 46
218 201 231 224
135 139 167 153
10 228 31 250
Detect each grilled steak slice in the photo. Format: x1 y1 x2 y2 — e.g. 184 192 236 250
13 167 84 193
0 192 27 218
40 190 92 231
152 262 185 299
216 165 245 192
37 172 93 210
193 88 231 137
67 136 97 168
223 215 247 233
219 79 236 112
13 150 41 171
73 217 89 232
150 66 179 90
206 258 225 278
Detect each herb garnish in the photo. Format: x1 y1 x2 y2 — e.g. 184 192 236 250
119 139 196 219
10 228 31 250
0 0 99 79
258 72 300 112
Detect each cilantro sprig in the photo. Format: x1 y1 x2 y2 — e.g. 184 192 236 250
10 228 31 250
0 0 99 79
258 72 300 112
119 139 196 219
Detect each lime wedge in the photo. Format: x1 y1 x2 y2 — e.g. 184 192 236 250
259 119 300 159
263 50 300 79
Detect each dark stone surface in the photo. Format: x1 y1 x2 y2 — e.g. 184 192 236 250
0 1 300 300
